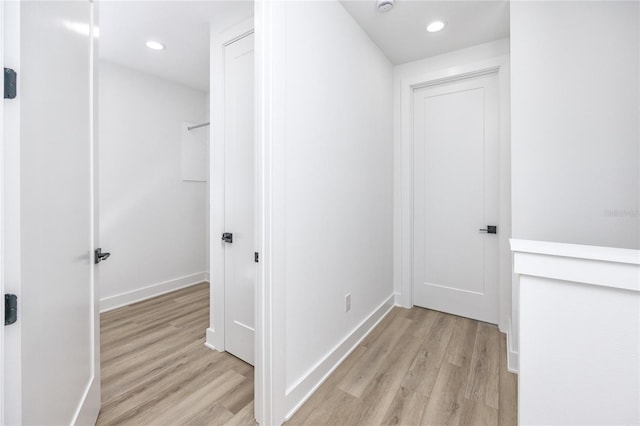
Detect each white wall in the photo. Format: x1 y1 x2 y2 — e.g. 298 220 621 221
264 1 394 419
511 1 640 250
98 61 209 310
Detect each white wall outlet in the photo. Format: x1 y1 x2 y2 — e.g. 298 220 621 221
345 293 351 312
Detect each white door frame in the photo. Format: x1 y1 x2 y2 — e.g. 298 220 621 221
398 56 512 333
1 1 22 423
254 1 286 423
207 16 254 354
0 0 6 422
208 16 277 425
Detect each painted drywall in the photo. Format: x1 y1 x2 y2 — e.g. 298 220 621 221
98 61 209 310
266 0 394 417
511 1 640 250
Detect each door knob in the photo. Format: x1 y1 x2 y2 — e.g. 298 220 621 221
94 248 111 264
222 232 233 243
479 226 497 234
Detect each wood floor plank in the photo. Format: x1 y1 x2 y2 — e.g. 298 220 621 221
420 361 469 425
398 311 456 398
223 401 259 426
459 399 499 426
465 323 501 409
145 370 246 425
380 387 426 426
338 314 413 398
287 345 368 425
351 309 437 425
219 377 255 414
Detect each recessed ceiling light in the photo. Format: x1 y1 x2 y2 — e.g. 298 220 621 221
426 21 446 33
146 41 165 51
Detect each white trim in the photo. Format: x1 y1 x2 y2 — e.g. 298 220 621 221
510 238 640 265
73 3 101 423
283 294 395 421
398 56 512 332
99 272 209 312
255 1 286 423
511 239 640 293
0 0 6 422
2 1 22 423
209 16 254 355
506 319 519 374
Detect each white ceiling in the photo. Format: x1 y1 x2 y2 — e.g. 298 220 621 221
339 0 510 65
99 1 253 92
99 1 508 90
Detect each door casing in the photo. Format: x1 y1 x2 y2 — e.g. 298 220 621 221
398 57 512 339
207 16 263 421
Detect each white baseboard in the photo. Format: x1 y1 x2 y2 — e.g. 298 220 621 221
283 293 396 420
205 327 223 352
100 271 209 312
506 320 519 374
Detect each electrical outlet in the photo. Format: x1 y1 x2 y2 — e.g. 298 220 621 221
345 293 351 312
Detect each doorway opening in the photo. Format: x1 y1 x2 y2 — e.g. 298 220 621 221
97 2 256 424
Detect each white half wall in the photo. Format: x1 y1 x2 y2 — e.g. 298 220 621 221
512 239 640 425
98 61 209 311
263 1 394 421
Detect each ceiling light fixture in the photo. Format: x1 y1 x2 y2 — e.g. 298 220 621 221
377 0 394 13
145 41 165 51
426 21 446 33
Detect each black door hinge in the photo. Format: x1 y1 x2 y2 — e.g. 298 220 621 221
4 68 17 99
95 247 111 264
5 294 17 325
254 252 259 263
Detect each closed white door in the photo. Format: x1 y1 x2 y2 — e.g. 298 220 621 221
17 1 100 424
223 33 255 365
413 73 499 324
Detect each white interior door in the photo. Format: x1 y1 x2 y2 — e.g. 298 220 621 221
223 33 255 365
17 1 100 424
413 73 499 324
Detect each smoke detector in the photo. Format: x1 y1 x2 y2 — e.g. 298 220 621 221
377 0 394 13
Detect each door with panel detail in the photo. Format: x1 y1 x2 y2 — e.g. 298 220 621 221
223 32 255 365
413 73 499 324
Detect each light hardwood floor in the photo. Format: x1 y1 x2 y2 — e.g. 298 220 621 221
96 283 517 425
97 283 255 426
287 307 518 426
